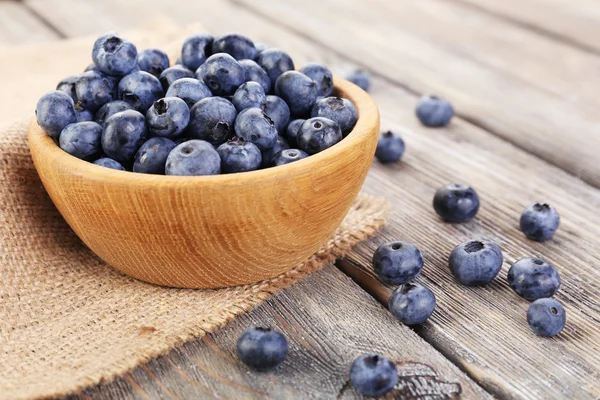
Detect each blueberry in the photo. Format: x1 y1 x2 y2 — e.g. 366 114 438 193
416 95 454 127
311 96 357 135
93 157 125 170
59 121 102 160
198 53 245 96
217 138 262 173
388 282 436 325
165 78 212 109
101 110 148 163
234 108 278 151
76 109 94 122
146 97 190 138
133 137 177 174
211 33 257 61
181 33 214 71
137 48 170 78
520 203 560 242
261 135 289 168
36 90 78 139
262 95 290 135
56 75 79 102
285 119 305 147
433 183 480 223
95 100 134 127
349 354 397 397
272 149 308 166
239 59 271 93
158 65 194 92
296 117 342 155
118 71 164 112
84 63 98 72
373 241 423 285
275 71 317 117
237 327 288 371
376 130 405 163
188 97 237 145
449 240 503 286
231 81 267 112
165 140 221 176
300 62 334 97
92 32 138 77
345 69 371 92
527 298 566 337
75 70 116 111
255 42 268 54
507 258 561 301
257 49 295 85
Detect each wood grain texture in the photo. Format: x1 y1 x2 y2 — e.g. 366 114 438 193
239 0 600 189
0 1 60 46
29 79 379 289
68 266 488 399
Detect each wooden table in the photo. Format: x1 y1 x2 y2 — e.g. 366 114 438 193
3 0 599 398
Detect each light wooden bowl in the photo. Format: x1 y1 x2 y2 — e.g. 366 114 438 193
28 78 379 288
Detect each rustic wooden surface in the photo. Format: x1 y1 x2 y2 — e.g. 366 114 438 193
4 0 600 398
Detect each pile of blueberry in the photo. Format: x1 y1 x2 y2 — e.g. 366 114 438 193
35 32 359 174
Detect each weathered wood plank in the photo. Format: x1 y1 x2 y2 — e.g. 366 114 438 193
0 1 60 46
238 0 600 189
70 266 488 399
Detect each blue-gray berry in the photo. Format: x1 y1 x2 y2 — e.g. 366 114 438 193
433 183 480 223
188 97 237 145
272 149 308 166
311 96 357 134
285 119 305 147
211 33 257 61
165 140 221 176
350 354 397 397
237 327 288 371
520 203 560 242
375 130 405 163
388 282 436 325
59 121 103 160
240 59 271 93
449 240 503 286
101 110 148 163
36 90 78 139
181 33 214 71
508 258 561 301
159 65 194 92
118 71 164 112
416 95 454 127
133 137 177 174
345 69 370 91
56 75 79 102
165 78 212 109
275 71 317 117
92 32 138 77
296 117 342 155
76 109 94 122
234 108 278 151
373 241 423 285
198 53 245 96
217 138 262 173
257 48 294 86
261 135 289 168
146 97 190 138
263 95 290 134
95 100 134 127
93 157 125 170
300 62 334 97
137 48 170 78
75 70 116 111
231 81 267 112
527 298 566 337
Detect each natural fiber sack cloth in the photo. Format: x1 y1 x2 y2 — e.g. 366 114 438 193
0 21 387 399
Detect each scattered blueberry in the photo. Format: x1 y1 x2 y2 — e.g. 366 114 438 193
188 97 237 145
507 258 561 301
76 109 94 122
311 96 357 134
449 240 503 286
36 90 78 139
133 137 177 174
231 81 267 112
56 75 79 102
95 100 134 127
272 148 308 166
212 33 257 61
263 95 290 134
388 282 436 325
375 130 405 163
433 183 480 223
165 78 212 108
237 327 288 371
275 71 317 117
300 62 334 97
181 33 214 71
296 117 342 155
234 108 278 151
59 121 102 160
159 65 194 92
239 59 271 93
75 70 116 111
257 48 294 85
137 48 170 78
146 97 190 138
350 354 398 397
261 135 289 168
285 119 305 147
92 32 138 77
198 53 245 96
520 203 560 242
93 157 125 170
345 69 371 92
416 95 454 127
372 241 423 285
217 138 262 173
101 110 148 163
527 298 566 337
165 140 221 176
118 71 164 112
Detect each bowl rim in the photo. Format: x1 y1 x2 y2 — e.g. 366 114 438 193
29 77 379 188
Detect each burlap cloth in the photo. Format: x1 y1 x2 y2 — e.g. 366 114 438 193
0 20 387 399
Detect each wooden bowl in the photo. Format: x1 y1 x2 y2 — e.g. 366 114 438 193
28 78 379 288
